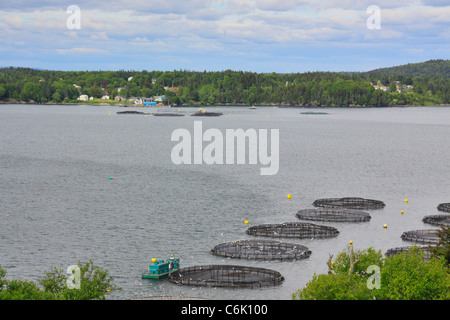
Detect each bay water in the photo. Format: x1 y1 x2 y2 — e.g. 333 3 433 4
1 104 449 300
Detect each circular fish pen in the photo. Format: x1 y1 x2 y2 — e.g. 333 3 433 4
437 203 450 213
401 229 440 245
117 110 145 115
169 265 284 288
246 222 339 239
313 197 385 210
152 113 185 117
296 208 371 222
211 239 311 261
385 246 433 261
422 215 450 227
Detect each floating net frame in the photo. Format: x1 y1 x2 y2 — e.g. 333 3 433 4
437 203 450 213
385 245 433 261
401 229 440 245
296 208 371 222
422 215 450 227
169 265 284 288
152 113 185 117
312 197 385 210
211 239 311 261
246 222 339 239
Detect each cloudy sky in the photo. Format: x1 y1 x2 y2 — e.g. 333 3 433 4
0 0 449 72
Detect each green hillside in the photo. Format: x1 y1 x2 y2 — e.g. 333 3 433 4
1 61 449 106
366 59 450 78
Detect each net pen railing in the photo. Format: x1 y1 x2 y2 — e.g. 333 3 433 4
385 245 433 261
211 239 311 261
422 215 450 227
246 222 339 239
296 208 371 222
312 197 385 210
169 264 284 288
437 203 450 213
401 229 440 245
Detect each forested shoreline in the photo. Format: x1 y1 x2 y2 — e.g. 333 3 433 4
1 60 449 107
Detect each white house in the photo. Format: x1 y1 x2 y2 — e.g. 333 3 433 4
101 95 110 100
78 95 89 101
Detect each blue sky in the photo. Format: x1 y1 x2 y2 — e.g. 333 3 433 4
0 0 449 73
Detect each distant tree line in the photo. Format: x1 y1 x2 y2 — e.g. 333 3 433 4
0 64 449 106
367 59 450 79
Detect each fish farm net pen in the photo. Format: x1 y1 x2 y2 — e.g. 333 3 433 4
385 245 433 261
210 239 311 261
437 203 450 213
312 197 386 210
168 265 284 288
422 215 450 227
400 229 440 245
245 222 339 239
296 208 371 222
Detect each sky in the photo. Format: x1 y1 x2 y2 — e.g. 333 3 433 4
0 0 449 73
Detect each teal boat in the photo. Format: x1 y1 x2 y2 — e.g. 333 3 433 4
142 257 180 279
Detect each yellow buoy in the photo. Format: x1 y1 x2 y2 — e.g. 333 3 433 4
401 210 404 214
287 194 291 199
383 224 387 228
349 240 353 244
151 258 157 263
404 199 408 203
108 111 111 115
244 220 249 225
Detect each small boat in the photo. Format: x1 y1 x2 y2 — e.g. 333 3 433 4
249 106 257 109
142 257 180 279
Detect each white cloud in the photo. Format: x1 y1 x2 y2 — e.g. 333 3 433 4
56 47 109 54
255 0 302 11
0 0 448 71
3 16 25 28
90 32 109 40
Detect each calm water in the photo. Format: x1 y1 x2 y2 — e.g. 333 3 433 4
1 104 449 300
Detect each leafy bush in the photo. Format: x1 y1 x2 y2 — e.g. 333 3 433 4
0 260 120 300
293 244 450 300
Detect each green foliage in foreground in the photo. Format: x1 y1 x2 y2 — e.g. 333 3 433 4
428 226 450 267
293 244 450 300
0 260 121 300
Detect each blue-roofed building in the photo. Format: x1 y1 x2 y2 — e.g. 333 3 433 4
142 98 156 106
